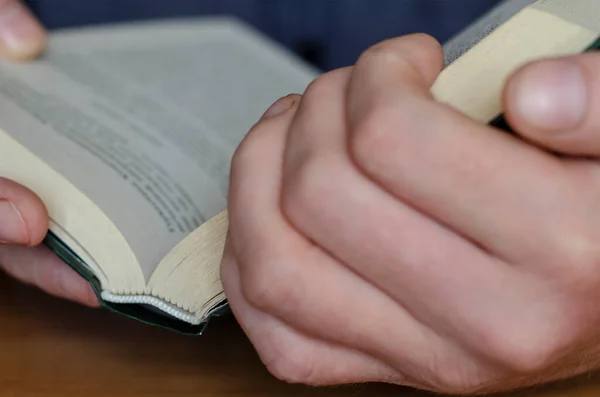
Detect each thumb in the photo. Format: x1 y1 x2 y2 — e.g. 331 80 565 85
0 177 48 246
503 53 600 156
0 0 46 61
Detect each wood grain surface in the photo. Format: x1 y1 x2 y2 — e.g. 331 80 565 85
2 272 600 397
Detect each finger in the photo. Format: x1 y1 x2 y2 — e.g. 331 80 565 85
346 33 578 270
0 244 99 307
504 53 600 156
283 64 555 382
347 33 445 124
0 0 46 61
220 238 403 387
227 89 493 391
0 176 47 246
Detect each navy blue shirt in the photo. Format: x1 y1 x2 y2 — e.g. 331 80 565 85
25 0 503 71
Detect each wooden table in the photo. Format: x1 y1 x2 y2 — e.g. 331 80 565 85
2 273 600 397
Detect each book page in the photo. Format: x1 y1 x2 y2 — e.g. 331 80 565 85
0 18 318 281
532 0 600 31
432 4 598 124
443 0 535 65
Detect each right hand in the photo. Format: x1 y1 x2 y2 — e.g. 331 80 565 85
0 2 98 307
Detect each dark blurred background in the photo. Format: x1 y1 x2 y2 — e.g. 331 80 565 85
24 0 503 71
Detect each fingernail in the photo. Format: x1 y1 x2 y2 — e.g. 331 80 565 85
260 95 296 121
514 59 587 131
0 2 45 60
0 199 28 244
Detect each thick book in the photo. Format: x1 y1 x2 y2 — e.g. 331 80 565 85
0 17 318 334
0 0 598 335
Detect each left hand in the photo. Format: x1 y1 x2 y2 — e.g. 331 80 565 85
0 0 46 60
0 2 98 307
221 33 600 395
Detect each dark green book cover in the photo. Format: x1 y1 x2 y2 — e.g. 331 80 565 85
43 230 229 335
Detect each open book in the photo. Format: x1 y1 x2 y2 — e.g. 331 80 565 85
0 17 318 333
0 0 598 334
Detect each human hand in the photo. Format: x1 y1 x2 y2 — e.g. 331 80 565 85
0 0 45 60
0 177 98 307
0 2 96 306
221 33 600 394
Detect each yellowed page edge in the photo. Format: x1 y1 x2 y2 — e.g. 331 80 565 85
0 129 145 293
431 7 598 123
148 210 227 319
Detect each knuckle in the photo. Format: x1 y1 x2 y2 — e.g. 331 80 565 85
549 232 600 290
302 70 339 103
480 324 567 374
239 252 303 314
228 123 273 207
349 108 384 169
230 125 262 175
356 40 408 75
266 349 318 385
218 246 238 293
253 323 319 385
424 356 494 395
501 344 557 375
404 33 442 53
355 34 442 81
260 334 322 385
349 104 406 175
281 154 337 227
